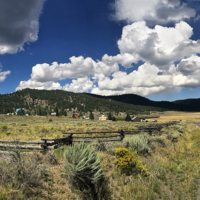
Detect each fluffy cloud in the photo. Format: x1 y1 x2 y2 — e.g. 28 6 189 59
0 70 11 82
114 0 196 24
102 53 139 68
29 56 119 82
91 57 200 96
0 0 45 54
177 55 200 75
117 21 200 69
15 55 119 92
16 80 62 91
63 77 93 93
92 63 177 96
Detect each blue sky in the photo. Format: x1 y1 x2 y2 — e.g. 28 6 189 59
1 0 200 101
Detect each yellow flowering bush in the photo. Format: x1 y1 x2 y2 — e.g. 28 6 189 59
115 148 148 176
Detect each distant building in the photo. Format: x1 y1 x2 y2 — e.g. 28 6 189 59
75 114 78 118
99 114 108 121
83 116 90 120
131 116 141 122
51 112 56 117
16 108 24 112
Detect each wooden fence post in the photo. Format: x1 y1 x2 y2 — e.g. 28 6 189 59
41 139 48 152
120 129 125 141
69 134 73 146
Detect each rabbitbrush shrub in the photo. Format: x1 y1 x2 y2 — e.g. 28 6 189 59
63 143 103 199
123 135 151 154
115 148 148 176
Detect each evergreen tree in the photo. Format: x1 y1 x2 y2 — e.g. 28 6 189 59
17 108 25 116
63 110 67 116
55 107 59 116
125 114 131 121
79 111 83 117
108 111 112 120
89 112 94 120
39 107 42 116
112 116 116 121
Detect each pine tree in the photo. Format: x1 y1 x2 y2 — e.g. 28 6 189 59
55 107 59 116
63 110 67 116
125 114 131 121
89 112 94 120
79 111 83 117
108 111 112 120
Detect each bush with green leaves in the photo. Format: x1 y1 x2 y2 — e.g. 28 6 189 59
123 135 151 154
0 192 7 200
63 143 103 199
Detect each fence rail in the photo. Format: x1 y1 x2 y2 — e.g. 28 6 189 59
0 121 179 153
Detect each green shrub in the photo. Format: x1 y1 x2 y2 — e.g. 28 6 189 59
1 125 8 131
0 192 7 200
123 135 151 154
49 119 53 122
63 143 103 199
115 148 148 176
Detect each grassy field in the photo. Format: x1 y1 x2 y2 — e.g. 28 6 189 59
0 113 200 199
150 111 200 122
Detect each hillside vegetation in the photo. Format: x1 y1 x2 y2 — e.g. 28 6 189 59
0 89 199 116
0 89 166 115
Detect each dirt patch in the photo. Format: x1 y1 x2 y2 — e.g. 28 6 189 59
189 122 200 128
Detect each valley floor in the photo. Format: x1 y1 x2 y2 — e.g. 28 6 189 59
0 112 200 199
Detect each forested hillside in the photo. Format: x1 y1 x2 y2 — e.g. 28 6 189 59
0 89 165 115
0 89 199 115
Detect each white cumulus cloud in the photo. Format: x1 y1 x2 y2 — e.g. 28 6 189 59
0 70 11 82
63 77 93 93
117 21 200 69
114 0 196 24
16 80 62 91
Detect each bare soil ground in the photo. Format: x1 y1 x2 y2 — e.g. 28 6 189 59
190 122 200 128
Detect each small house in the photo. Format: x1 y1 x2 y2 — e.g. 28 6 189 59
99 114 108 121
131 116 141 122
51 112 56 117
16 108 24 112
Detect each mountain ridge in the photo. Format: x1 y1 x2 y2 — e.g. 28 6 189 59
0 89 199 114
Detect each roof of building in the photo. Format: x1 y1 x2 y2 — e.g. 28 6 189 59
16 108 24 112
131 116 139 121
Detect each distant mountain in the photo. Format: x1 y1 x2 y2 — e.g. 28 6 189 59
87 93 199 111
173 98 200 110
0 89 199 115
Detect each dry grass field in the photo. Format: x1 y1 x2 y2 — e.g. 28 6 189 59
0 112 200 200
151 111 200 122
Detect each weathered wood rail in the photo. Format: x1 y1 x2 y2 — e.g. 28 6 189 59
0 121 179 153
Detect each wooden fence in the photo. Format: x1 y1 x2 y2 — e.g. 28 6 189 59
0 121 179 153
